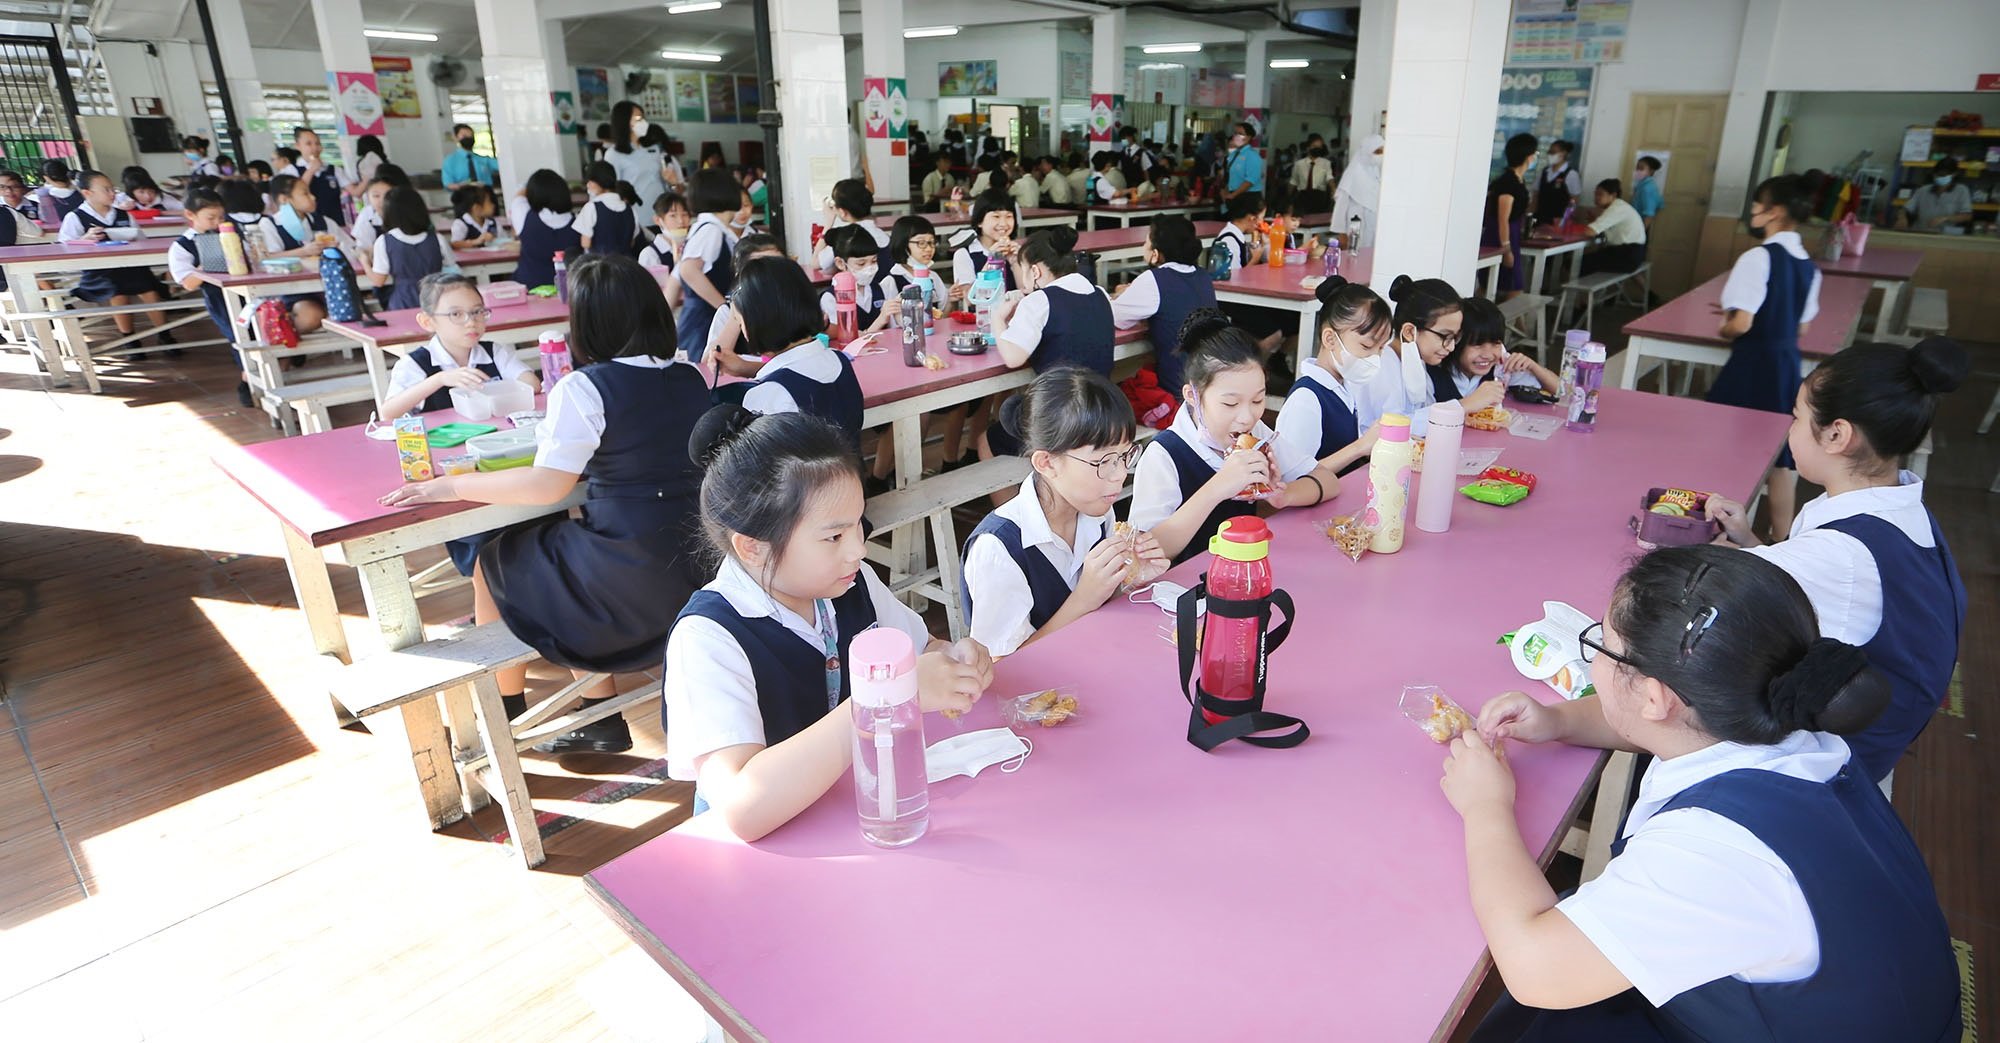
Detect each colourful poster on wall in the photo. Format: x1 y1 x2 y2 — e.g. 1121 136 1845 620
737 76 760 122
329 71 385 135
552 91 577 134
706 73 737 123
863 77 889 139
672 70 706 123
1089 93 1114 143
576 67 610 122
939 60 997 98
1493 66 1593 176
371 57 419 119
887 78 907 140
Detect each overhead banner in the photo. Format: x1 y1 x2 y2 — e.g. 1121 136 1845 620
552 91 577 134
863 77 889 139
887 77 908 156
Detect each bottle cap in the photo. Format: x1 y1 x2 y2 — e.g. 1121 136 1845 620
1378 413 1411 442
849 628 918 706
1564 329 1590 349
1581 341 1606 362
1209 516 1272 562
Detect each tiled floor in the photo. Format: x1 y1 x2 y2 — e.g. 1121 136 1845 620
0 322 1990 1042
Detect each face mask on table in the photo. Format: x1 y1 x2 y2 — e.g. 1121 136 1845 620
925 728 1030 783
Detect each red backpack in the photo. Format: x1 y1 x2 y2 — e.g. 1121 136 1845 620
255 298 298 348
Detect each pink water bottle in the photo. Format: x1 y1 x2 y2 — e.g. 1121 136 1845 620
538 331 572 386
832 270 859 345
849 628 929 848
552 250 569 302
1199 516 1275 725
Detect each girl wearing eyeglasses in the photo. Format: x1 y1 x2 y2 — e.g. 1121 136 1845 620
961 368 1168 657
1353 275 1462 436
1442 545 1960 1043
379 273 539 421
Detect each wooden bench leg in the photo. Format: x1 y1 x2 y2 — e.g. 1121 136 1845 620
929 507 967 642
1581 750 1637 883
470 672 546 868
356 556 466 828
441 680 494 815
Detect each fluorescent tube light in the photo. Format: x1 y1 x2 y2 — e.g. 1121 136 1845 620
667 1 723 12
1269 59 1309 69
363 29 438 42
904 25 960 38
1141 43 1202 54
660 49 724 63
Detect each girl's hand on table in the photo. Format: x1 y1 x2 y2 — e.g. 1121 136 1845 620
431 367 492 394
379 477 463 507
1441 728 1515 819
948 637 995 689
1477 690 1560 746
1706 495 1758 546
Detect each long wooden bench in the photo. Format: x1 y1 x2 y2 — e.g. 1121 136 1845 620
328 620 662 868
1903 287 1948 337
269 372 379 434
1554 263 1651 339
7 297 223 393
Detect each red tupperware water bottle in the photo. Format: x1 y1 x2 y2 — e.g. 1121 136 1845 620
1199 516 1274 725
832 270 859 345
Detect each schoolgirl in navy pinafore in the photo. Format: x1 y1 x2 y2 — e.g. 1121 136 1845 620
270 210 337 308
956 235 1018 292
584 199 636 257
511 209 582 290
477 361 710 672
1150 432 1258 568
304 165 346 227
1489 767 1961 1042
671 577 878 750
383 233 446 311
1287 372 1361 464
958 516 1080 632
1145 264 1216 395
1707 242 1817 468
987 280 1115 457
1816 514 1966 782
70 207 158 301
756 349 865 454
173 232 234 344
673 218 734 358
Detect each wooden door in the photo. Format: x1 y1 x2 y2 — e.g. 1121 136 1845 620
1624 93 1727 298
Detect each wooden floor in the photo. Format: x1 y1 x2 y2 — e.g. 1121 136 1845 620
0 325 1991 1042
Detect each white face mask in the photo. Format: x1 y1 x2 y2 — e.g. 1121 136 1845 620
1128 580 1204 619
925 728 1031 783
1334 330 1384 385
1399 337 1431 399
632 119 651 139
848 265 877 284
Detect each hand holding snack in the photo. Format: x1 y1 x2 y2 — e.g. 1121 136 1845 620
1463 380 1507 414
1704 494 1755 545
1401 686 1477 743
1078 534 1135 604
1224 433 1277 499
1441 729 1516 819
1477 690 1563 745
917 647 988 716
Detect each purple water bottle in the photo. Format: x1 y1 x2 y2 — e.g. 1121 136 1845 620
1566 341 1605 433
1322 233 1342 278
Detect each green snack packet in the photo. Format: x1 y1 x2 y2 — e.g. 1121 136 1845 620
1460 478 1531 506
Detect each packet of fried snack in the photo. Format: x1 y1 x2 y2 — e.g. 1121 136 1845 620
1321 515 1375 562
998 687 1081 728
1398 685 1475 743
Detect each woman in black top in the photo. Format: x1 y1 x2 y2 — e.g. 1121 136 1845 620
1483 133 1535 299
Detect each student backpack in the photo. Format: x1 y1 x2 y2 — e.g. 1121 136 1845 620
255 298 299 347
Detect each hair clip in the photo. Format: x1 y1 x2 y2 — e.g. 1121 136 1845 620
1679 561 1713 603
1681 605 1719 658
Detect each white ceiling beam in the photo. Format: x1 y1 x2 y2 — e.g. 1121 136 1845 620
540 0 677 21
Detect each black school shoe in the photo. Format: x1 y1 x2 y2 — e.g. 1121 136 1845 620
236 381 254 407
533 706 633 754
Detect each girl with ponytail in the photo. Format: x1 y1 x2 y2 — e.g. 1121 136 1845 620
1707 336 1969 786
663 407 993 841
983 225 1116 457
1273 275 1393 477
1353 274 1462 435
1443 545 1959 1043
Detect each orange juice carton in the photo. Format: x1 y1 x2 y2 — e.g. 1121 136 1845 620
394 416 433 482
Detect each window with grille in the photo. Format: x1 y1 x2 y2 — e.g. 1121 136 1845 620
448 90 493 155
0 34 87 182
202 83 343 167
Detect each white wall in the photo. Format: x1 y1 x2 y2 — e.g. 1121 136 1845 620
1578 0 1746 191
1783 92 2000 174
98 41 214 183
1767 0 2000 91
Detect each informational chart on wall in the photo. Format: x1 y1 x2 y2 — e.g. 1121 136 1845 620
1506 0 1631 64
1493 66 1593 175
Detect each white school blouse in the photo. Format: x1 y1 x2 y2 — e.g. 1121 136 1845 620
1556 731 1842 1006
1273 358 1361 465
962 476 1113 657
504 196 576 238
386 337 533 410
681 212 737 278
369 229 460 277
533 355 685 474
1353 343 1436 435
1000 272 1101 359
571 192 632 244
1108 262 1198 330
1128 403 1311 532
1720 230 1821 321
742 338 844 417
1744 473 1933 647
663 556 930 780
58 204 144 242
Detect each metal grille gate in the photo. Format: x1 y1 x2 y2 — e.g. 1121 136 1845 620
0 34 86 185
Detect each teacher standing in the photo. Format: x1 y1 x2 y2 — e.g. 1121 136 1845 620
442 123 499 189
606 101 684 210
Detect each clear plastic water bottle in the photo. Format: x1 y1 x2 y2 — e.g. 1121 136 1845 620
971 255 1004 344
1566 341 1605 433
900 284 926 367
1559 328 1589 403
849 628 929 848
1347 212 1363 251
552 250 569 303
1323 233 1342 278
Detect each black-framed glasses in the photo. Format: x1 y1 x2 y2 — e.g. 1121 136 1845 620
906 236 938 249
1578 622 1631 667
1418 324 1461 349
428 307 492 325
1065 445 1143 481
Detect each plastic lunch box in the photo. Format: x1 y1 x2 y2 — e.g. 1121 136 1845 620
1629 487 1721 549
465 429 537 471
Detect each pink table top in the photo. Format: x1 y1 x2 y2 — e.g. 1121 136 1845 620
871 207 1078 232
323 293 568 351
710 316 1148 410
1090 199 1207 214
1622 270 1869 355
213 404 541 548
1211 258 1324 302
1814 246 1922 283
0 238 168 265
587 389 1793 1042
455 244 521 267
1522 227 1594 249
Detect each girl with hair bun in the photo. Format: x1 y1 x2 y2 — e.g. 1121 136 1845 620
663 406 993 841
1353 274 1462 434
1708 336 1969 786
1274 275 1393 477
1446 545 1959 1043
983 225 1116 457
961 368 1168 657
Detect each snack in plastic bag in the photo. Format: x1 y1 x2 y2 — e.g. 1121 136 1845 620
1465 405 1514 431
999 687 1080 728
1460 466 1537 506
1399 685 1475 743
1648 488 1705 516
1321 515 1374 561
1113 521 1145 584
1233 433 1275 499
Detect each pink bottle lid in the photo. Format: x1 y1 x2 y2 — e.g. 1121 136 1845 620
849 628 917 707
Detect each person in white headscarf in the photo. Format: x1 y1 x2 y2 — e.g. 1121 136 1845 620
1330 134 1383 248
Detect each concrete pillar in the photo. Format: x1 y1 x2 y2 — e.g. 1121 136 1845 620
472 0 564 193
1370 0 1509 299
1244 35 1269 114
308 0 371 166
769 0 852 253
1348 0 1393 156
542 18 581 182
1711 0 1781 217
206 0 275 165
858 0 905 202
1091 9 1125 100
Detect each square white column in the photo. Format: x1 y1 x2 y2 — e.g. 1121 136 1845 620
1370 0 1509 299
859 0 905 201
205 0 275 164
1091 9 1125 97
1348 0 1394 153
474 0 564 193
1244 35 1269 113
770 0 852 253
308 0 372 164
